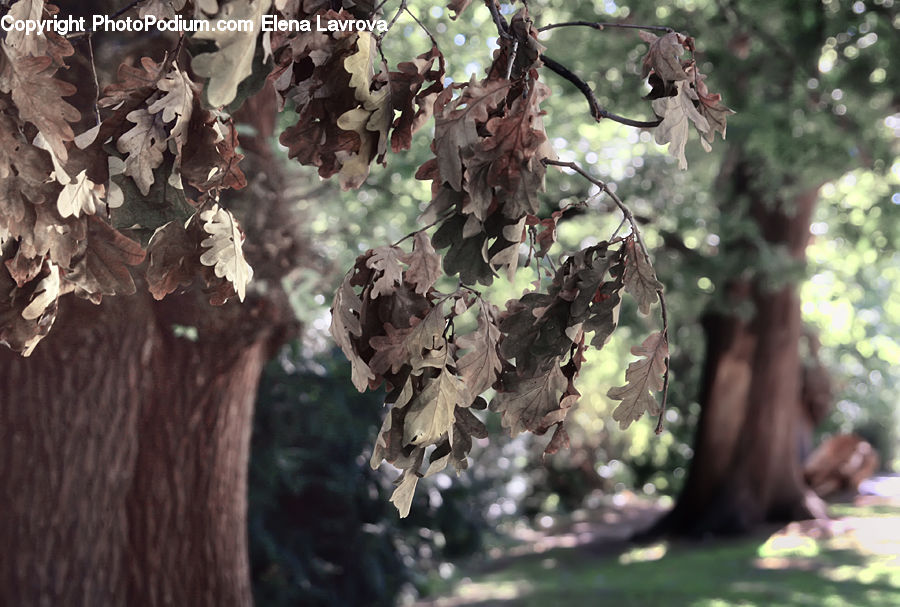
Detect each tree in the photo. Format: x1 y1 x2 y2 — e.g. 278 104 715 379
0 0 734 603
615 0 899 535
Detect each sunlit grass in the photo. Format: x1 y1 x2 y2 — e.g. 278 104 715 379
420 504 900 607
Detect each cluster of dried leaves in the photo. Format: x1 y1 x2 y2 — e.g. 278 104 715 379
0 0 730 516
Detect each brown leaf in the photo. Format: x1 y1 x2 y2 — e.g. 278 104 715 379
607 331 668 429
454 300 502 397
433 78 510 191
639 31 690 83
116 108 167 196
145 220 198 300
389 45 445 153
366 246 403 298
65 217 146 299
400 232 441 295
330 272 374 391
404 361 468 446
651 80 710 169
622 236 663 315
447 0 473 19
0 259 58 356
0 52 79 163
491 361 567 436
543 423 570 455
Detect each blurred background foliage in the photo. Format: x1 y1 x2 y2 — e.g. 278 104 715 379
247 0 899 604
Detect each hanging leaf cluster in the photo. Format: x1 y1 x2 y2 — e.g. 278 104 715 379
0 1 730 516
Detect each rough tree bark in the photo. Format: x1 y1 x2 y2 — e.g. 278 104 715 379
0 57 299 604
0 293 273 606
651 156 828 536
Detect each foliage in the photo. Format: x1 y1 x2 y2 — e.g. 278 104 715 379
0 1 732 515
248 347 487 606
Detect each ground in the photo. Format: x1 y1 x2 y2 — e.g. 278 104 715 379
418 477 900 607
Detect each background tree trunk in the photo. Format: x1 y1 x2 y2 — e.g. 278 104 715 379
651 161 827 536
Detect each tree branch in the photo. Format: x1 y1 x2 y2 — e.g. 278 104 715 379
539 21 674 34
540 55 662 128
542 158 671 427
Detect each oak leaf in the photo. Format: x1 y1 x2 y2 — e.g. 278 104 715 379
389 470 418 518
146 220 199 300
0 53 79 163
330 274 374 391
117 108 167 196
404 361 468 446
651 80 710 169
622 236 663 315
639 31 690 83
454 300 502 397
366 246 403 299
57 171 104 219
492 362 567 436
399 232 441 295
147 66 197 153
607 332 668 429
198 204 253 302
433 78 510 191
191 0 272 107
66 217 146 299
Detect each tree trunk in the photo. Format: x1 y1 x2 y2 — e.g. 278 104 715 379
651 164 828 536
0 289 279 606
0 59 297 601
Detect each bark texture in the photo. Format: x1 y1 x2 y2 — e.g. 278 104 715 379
0 291 278 606
652 160 827 536
0 45 300 600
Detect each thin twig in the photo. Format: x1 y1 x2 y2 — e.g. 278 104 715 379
539 21 674 34
541 55 662 128
484 0 511 38
542 158 671 429
67 0 144 39
391 219 440 248
505 39 518 80
654 289 670 435
404 6 437 46
86 35 101 126
378 0 407 41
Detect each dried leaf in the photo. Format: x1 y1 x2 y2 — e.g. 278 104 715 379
147 66 197 152
66 217 146 298
607 332 668 429
198 204 253 301
404 362 468 445
454 300 502 397
1 53 79 163
57 171 104 218
330 273 375 391
491 362 567 436
651 80 710 169
117 108 167 196
389 470 418 518
447 0 473 19
622 236 663 315
366 246 403 298
146 220 198 300
191 0 272 107
639 31 690 82
433 79 510 191
399 232 441 295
